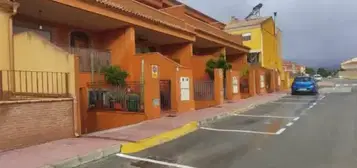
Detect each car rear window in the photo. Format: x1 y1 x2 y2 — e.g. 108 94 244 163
294 77 313 82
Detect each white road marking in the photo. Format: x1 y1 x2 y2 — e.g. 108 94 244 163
282 97 317 100
336 84 341 87
276 128 286 135
286 122 294 127
233 114 296 119
271 101 310 104
318 95 326 100
200 127 277 135
293 117 300 121
344 84 349 86
116 153 196 168
353 84 357 86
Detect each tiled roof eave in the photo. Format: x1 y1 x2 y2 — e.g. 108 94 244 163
83 0 196 36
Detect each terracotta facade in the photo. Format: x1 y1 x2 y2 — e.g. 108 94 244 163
2 0 282 135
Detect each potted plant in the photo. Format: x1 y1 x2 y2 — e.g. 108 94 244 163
102 65 129 110
114 89 127 110
108 90 125 110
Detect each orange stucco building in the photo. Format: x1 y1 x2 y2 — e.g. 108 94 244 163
3 0 258 134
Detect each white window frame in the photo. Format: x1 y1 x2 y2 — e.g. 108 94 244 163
242 33 251 41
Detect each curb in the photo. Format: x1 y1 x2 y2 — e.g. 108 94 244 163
120 121 198 154
42 144 121 168
44 94 286 168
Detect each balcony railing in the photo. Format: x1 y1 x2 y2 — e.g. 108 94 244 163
0 70 70 100
60 46 111 72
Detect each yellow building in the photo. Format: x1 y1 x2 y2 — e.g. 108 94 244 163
225 16 283 74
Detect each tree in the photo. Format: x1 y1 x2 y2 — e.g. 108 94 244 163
305 67 315 75
102 65 128 86
317 68 331 77
205 54 232 80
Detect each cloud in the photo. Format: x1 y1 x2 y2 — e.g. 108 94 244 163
179 0 357 68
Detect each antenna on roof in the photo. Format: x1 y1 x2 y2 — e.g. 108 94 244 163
245 3 263 20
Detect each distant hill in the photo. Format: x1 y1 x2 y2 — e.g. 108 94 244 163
288 58 341 70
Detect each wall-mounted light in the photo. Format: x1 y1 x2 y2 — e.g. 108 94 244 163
176 67 179 72
38 10 43 30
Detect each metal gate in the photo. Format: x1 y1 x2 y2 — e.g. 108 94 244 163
240 77 249 94
265 72 271 92
194 80 214 100
160 80 171 111
223 79 227 99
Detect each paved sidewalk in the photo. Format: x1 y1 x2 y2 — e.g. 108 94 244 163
0 92 286 168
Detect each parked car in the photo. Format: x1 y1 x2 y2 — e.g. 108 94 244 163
291 76 319 95
313 74 323 81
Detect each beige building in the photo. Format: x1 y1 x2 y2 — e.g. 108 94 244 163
339 57 357 79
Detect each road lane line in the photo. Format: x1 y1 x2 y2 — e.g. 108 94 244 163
293 117 300 121
286 122 294 127
276 128 286 135
344 84 349 86
281 97 317 100
271 102 310 104
318 95 326 100
353 84 357 86
233 114 296 119
116 153 196 168
200 127 277 135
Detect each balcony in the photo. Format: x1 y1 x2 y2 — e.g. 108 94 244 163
60 47 111 72
184 15 243 45
102 0 187 30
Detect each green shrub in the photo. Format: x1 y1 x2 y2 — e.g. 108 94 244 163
205 54 232 80
102 65 128 86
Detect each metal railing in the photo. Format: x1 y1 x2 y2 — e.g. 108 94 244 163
0 70 70 100
87 81 144 112
60 46 111 72
240 77 249 94
159 80 171 111
194 80 214 101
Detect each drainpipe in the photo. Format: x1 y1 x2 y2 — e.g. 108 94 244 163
140 58 144 107
8 2 19 93
90 52 94 83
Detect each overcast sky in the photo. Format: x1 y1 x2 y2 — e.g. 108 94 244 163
179 0 357 68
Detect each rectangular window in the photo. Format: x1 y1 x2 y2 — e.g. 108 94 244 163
242 33 251 41
247 52 260 64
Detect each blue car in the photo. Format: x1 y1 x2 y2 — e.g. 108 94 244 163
291 76 319 95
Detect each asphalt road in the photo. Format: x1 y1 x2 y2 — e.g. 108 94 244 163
81 88 357 168
324 78 357 85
